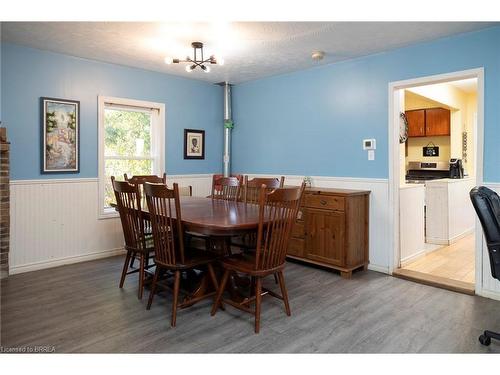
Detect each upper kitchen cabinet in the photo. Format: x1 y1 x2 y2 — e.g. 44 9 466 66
405 107 450 137
406 109 426 137
425 108 450 136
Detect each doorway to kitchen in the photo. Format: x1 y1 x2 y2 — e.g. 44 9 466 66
388 69 484 295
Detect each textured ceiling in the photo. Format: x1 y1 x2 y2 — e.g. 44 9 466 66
1 22 497 84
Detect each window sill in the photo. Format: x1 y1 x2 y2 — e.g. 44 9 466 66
99 208 119 220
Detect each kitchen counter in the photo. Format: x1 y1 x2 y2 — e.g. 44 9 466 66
425 177 475 185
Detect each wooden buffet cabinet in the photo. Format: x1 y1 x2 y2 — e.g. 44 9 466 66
287 187 370 278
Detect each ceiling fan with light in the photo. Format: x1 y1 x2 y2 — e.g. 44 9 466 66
164 41 224 73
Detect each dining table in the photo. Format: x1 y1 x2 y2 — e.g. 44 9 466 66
135 196 267 305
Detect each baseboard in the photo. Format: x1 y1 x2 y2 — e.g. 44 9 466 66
476 288 500 301
426 228 474 246
367 263 389 274
400 249 427 267
9 248 125 275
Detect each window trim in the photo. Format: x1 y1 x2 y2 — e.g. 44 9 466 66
98 95 165 219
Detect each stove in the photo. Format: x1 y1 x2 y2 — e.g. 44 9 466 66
405 161 450 183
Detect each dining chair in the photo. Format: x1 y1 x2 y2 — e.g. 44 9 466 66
112 176 156 299
144 182 219 327
211 183 305 333
211 176 241 201
123 174 167 268
242 175 285 204
233 176 287 254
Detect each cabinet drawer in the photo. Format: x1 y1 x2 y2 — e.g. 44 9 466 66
288 237 305 257
305 194 345 211
292 221 305 238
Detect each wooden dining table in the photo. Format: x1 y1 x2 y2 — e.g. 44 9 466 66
152 195 264 237
135 196 266 305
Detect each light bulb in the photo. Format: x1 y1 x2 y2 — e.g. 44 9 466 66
204 65 211 73
164 56 173 64
185 65 193 72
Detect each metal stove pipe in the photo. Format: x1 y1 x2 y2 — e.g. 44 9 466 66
218 82 233 177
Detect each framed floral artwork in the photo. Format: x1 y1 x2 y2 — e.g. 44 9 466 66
41 97 80 173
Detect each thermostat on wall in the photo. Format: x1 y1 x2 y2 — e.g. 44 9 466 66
363 139 376 150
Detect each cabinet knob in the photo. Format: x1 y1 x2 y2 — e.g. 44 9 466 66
320 199 327 205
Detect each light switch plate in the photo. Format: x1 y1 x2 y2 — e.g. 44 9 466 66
368 150 375 160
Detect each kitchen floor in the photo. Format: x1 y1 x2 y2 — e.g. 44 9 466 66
401 233 475 285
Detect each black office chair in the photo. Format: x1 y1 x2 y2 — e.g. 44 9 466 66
470 186 500 346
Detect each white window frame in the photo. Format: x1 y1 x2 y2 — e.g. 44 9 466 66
98 96 165 219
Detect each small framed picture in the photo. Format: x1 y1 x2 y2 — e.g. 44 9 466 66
41 97 80 173
184 129 205 160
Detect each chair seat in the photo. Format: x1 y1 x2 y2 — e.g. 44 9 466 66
157 247 218 270
222 253 284 276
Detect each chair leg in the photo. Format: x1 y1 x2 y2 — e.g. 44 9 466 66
207 263 219 290
129 251 136 269
255 277 262 334
211 269 230 316
147 267 160 310
171 270 181 327
119 251 132 288
273 273 279 284
138 253 145 300
277 271 291 316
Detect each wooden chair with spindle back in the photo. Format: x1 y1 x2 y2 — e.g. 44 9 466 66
211 183 305 333
211 176 241 201
242 175 285 204
144 182 219 327
124 173 167 204
123 173 167 268
112 176 156 299
233 176 287 256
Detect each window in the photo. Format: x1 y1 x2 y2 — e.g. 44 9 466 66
98 96 165 218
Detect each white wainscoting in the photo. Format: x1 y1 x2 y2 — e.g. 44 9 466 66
9 175 213 275
246 174 390 273
478 183 500 300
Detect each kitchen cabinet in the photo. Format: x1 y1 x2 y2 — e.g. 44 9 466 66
406 109 426 137
287 188 370 278
405 107 450 137
425 108 451 136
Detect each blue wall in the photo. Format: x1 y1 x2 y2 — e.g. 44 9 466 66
232 26 500 181
1 43 223 180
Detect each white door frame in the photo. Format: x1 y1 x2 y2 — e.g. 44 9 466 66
387 68 485 293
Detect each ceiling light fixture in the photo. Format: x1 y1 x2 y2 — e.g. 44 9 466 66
165 42 221 73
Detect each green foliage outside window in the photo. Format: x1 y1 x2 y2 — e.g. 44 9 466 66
103 109 153 208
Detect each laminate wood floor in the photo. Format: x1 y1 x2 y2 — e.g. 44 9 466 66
1 255 499 353
402 234 475 284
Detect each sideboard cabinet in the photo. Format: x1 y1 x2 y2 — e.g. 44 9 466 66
287 187 370 278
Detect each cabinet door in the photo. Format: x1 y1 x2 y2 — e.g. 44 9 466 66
405 110 425 137
425 108 450 136
305 208 345 266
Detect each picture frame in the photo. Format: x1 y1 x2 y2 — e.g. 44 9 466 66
184 129 205 160
41 97 80 173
